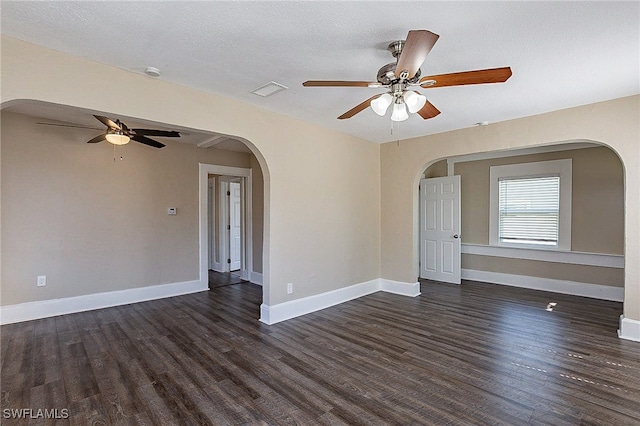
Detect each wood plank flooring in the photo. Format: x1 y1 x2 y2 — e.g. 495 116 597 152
2 279 639 425
208 270 247 289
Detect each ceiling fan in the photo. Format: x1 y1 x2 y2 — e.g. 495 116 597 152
37 115 181 148
303 30 512 122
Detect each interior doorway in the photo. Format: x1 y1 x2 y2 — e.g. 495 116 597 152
416 143 625 303
201 164 253 286
208 174 248 276
199 157 268 315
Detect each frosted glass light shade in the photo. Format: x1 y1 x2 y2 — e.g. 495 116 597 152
370 93 393 116
390 102 409 122
105 133 130 145
404 91 427 113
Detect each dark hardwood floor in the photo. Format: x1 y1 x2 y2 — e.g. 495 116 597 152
2 279 639 425
208 270 247 289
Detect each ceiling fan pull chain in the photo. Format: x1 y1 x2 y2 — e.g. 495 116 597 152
112 144 124 161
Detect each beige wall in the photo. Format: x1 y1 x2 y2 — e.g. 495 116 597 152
1 36 381 307
463 255 624 287
381 95 639 321
423 159 447 178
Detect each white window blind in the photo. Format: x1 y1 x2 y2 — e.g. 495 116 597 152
498 176 560 246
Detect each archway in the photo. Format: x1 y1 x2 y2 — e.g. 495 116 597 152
413 140 626 328
0 100 271 321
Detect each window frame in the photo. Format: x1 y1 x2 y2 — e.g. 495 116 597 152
489 159 572 251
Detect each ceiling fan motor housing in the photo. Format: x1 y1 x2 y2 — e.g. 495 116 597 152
377 63 421 86
387 40 405 58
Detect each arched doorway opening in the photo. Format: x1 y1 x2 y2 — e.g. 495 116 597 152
0 100 271 321
414 140 625 308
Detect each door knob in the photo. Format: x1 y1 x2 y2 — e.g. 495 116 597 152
453 234 459 239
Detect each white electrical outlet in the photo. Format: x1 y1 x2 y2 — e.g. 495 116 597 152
287 283 293 294
37 275 46 287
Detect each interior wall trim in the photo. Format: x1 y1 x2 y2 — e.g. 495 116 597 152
0 279 207 325
462 243 624 268
380 278 421 297
259 278 420 325
462 269 623 302
618 315 640 342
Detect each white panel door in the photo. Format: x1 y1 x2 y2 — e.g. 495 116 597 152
229 181 242 271
419 175 461 284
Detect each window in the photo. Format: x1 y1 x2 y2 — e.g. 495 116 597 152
490 159 572 250
498 176 560 246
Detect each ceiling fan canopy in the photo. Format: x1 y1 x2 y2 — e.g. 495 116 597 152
303 30 512 122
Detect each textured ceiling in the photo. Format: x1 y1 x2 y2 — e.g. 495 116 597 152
1 1 638 144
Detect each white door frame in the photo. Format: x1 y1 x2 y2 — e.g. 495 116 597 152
199 164 252 286
208 176 217 270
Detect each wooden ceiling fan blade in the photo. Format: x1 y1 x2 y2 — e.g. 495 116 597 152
86 133 107 144
416 100 441 120
93 115 120 129
338 94 381 119
303 80 379 87
420 67 512 88
395 30 439 80
131 134 165 148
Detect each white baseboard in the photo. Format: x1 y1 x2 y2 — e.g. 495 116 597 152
0 280 208 325
462 269 624 302
260 279 379 325
380 278 421 297
250 271 263 286
260 278 420 325
619 315 640 342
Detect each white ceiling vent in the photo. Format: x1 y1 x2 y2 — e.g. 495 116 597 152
251 81 288 97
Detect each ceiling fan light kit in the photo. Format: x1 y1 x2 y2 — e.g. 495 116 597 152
371 93 393 116
391 102 409 122
404 91 427 113
105 130 130 145
302 29 512 123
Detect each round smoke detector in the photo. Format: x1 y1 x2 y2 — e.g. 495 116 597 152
144 67 161 78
